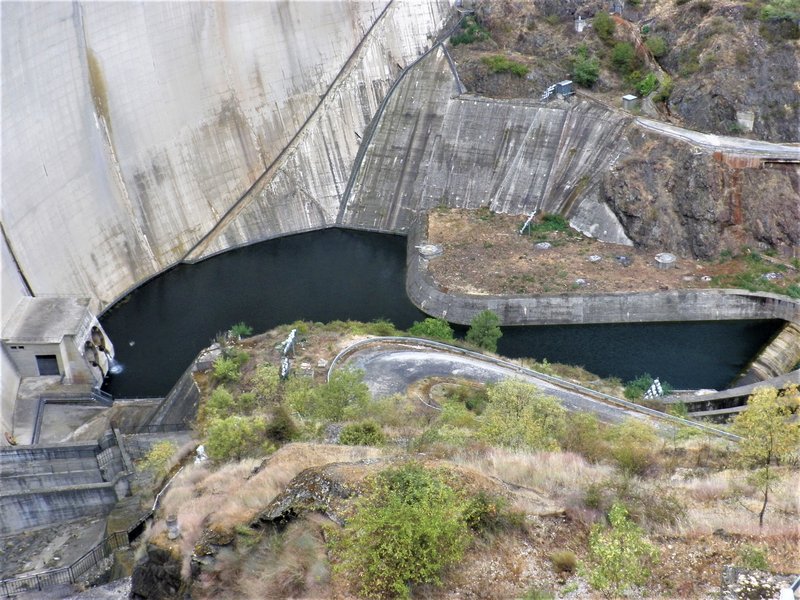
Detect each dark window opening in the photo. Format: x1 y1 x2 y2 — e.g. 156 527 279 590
36 355 60 376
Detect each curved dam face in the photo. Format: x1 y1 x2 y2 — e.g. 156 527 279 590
1 0 451 313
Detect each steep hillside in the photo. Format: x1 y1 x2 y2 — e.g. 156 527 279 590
451 0 799 142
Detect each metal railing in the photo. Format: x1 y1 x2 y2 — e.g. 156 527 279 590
0 530 130 598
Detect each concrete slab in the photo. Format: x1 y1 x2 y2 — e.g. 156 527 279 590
11 378 93 445
2 298 91 344
39 405 107 444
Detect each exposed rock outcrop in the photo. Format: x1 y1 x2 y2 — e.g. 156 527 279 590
604 132 800 259
130 545 183 600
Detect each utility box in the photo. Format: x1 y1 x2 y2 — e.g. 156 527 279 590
1 297 114 384
622 94 639 110
556 80 574 97
574 16 587 33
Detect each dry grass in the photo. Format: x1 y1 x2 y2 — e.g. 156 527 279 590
454 447 612 498
150 443 383 578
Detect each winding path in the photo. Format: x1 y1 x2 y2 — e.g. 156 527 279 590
329 337 739 440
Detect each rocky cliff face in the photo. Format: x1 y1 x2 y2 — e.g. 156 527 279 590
604 131 800 259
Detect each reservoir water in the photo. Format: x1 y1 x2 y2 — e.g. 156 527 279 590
101 229 782 398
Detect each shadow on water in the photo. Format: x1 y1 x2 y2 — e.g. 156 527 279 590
101 229 783 398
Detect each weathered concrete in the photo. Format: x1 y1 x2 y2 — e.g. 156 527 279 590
1 0 451 313
340 47 634 244
0 434 129 535
406 219 800 327
736 321 800 384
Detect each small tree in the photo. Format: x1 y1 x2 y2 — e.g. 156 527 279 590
252 363 280 401
466 310 502 352
644 35 668 58
731 385 800 527
572 45 600 87
605 418 660 475
408 317 455 341
330 463 471 598
479 379 566 450
139 441 177 478
229 321 253 340
586 503 659 597
611 41 637 74
339 421 386 446
205 415 271 461
593 11 616 41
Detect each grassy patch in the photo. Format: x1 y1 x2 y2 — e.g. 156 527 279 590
481 55 530 77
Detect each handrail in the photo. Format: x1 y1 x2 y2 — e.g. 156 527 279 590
329 336 741 441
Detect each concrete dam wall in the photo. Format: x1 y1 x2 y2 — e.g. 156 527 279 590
340 47 634 245
1 0 451 314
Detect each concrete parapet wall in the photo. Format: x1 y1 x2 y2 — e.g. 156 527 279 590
406 220 800 327
0 481 123 535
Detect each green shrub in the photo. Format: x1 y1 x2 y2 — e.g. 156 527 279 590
438 401 479 429
339 421 386 446
408 317 454 341
479 380 566 450
593 11 616 40
445 383 488 414
624 373 673 401
737 544 770 570
463 491 525 534
572 45 600 87
560 412 607 462
229 321 253 339
329 463 472 599
605 419 660 475
645 35 668 58
287 368 370 422
585 503 659 596
252 363 280 401
139 441 177 478
466 310 502 352
205 387 235 420
451 15 490 46
761 0 800 21
653 75 673 102
530 213 569 233
213 355 243 383
550 550 577 573
265 405 298 443
481 55 530 77
635 73 660 97
611 42 637 74
205 415 271 461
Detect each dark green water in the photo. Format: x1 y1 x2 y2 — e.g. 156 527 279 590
101 229 782 398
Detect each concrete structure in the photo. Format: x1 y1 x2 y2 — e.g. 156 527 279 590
406 219 800 327
556 80 574 97
622 94 639 110
2 297 114 385
0 432 129 535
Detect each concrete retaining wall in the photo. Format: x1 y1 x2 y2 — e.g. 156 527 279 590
341 48 633 246
406 220 800 327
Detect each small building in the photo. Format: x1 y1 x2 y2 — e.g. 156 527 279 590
1 297 114 384
574 16 587 33
622 94 639 110
556 80 574 97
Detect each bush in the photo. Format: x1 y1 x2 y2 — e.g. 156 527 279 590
737 545 770 570
229 321 253 339
645 35 668 57
761 0 800 21
653 75 673 103
463 491 525 534
605 419 660 475
466 310 502 352
481 55 530 77
479 380 566 450
287 368 371 422
252 363 280 401
550 550 577 573
593 11 616 41
139 441 177 478
451 15 490 46
445 383 488 414
572 46 600 88
611 42 637 74
339 421 386 446
408 317 454 341
213 356 243 383
265 405 298 443
635 73 660 97
205 415 271 461
329 463 471 599
586 503 659 596
560 412 606 462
